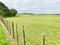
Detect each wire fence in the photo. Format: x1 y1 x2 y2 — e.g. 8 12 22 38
0 18 54 45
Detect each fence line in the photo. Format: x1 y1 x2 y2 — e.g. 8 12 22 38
1 19 45 45
0 18 47 45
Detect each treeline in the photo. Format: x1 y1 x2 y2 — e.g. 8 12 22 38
20 13 60 15
19 13 36 15
0 2 17 17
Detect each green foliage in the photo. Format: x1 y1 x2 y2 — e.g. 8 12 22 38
0 2 5 9
0 2 17 17
0 24 9 45
9 9 17 16
0 10 5 16
3 6 10 16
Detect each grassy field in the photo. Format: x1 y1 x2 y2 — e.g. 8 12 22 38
0 23 8 45
4 14 60 45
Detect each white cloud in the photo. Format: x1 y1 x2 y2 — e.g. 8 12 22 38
0 0 8 2
0 0 60 13
0 0 8 5
0 0 13 8
46 0 60 3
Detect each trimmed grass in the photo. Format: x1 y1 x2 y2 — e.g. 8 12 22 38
0 24 8 45
4 14 60 45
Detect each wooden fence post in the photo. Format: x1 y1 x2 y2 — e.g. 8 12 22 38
22 26 26 45
42 34 45 45
16 23 19 45
5 20 7 27
12 22 15 39
7 21 8 30
9 21 11 35
4 20 6 27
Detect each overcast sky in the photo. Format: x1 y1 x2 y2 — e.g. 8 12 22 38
0 0 60 14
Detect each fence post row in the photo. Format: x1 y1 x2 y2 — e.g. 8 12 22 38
0 18 46 45
12 22 15 39
22 26 26 45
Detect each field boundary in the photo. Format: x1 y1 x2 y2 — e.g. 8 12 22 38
1 18 58 45
0 18 46 45
0 20 16 45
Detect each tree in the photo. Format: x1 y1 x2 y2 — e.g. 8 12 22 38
3 6 10 16
0 2 5 9
0 2 10 17
0 2 17 17
9 9 17 16
0 10 5 17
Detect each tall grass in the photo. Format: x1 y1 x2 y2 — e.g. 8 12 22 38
4 14 60 45
0 24 9 45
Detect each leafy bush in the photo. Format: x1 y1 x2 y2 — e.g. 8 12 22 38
0 2 17 17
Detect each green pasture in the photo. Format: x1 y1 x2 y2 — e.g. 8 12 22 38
0 23 8 45
4 14 60 45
